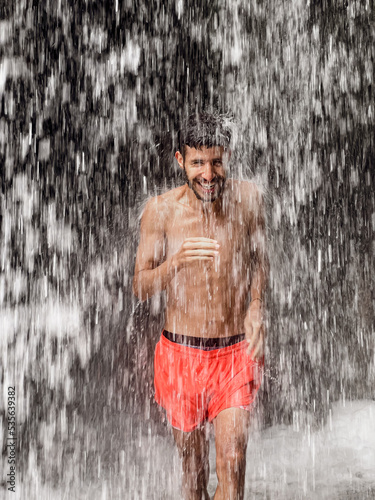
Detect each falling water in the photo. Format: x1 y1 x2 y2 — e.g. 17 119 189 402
0 0 374 498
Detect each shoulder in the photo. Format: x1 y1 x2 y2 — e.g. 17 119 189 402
143 185 185 212
140 186 184 228
228 179 265 209
227 179 266 231
239 179 263 198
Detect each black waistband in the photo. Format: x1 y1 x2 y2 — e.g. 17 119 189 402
162 330 245 351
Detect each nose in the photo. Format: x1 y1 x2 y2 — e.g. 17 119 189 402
201 163 215 182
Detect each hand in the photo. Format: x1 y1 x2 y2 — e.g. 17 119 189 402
244 301 265 360
172 237 220 269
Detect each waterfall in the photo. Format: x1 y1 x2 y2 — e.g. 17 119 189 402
0 0 374 498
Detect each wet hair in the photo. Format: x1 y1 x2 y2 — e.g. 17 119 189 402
178 112 232 157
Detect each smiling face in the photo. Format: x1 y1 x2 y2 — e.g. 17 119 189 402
175 146 230 203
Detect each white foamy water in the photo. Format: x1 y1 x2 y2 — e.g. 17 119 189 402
9 400 375 500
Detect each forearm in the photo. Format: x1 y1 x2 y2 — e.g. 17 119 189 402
244 260 268 358
248 249 269 314
133 256 178 301
250 266 267 302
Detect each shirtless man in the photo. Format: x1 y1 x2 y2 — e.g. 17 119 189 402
133 112 268 500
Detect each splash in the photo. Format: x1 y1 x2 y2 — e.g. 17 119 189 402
0 0 374 497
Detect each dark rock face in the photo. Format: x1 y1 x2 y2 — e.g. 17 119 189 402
0 0 374 484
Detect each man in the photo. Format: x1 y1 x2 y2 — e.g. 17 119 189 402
133 112 268 500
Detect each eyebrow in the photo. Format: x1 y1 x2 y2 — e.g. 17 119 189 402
190 158 223 163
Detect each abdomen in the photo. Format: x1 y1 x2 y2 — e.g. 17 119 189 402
164 267 248 337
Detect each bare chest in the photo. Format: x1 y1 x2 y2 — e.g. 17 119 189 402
166 209 250 270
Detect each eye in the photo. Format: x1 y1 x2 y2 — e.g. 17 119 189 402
213 160 223 166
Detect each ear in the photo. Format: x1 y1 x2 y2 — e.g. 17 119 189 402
175 151 184 170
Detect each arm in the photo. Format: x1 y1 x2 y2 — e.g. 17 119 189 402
244 184 269 358
133 197 220 301
132 197 176 301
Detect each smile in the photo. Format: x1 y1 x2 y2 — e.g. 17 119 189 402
196 180 217 193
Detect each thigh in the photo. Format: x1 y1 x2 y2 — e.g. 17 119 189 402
213 407 250 456
154 337 207 432
208 342 263 422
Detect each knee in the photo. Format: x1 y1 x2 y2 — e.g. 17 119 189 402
182 451 207 476
181 453 209 498
216 446 246 477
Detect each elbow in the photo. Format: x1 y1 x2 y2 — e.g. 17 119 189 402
132 274 147 302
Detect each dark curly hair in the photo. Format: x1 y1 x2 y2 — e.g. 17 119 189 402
177 112 232 157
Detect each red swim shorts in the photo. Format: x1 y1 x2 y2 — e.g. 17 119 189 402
154 331 263 432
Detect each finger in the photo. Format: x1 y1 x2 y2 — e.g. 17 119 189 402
251 337 264 360
246 326 254 354
248 330 264 357
248 328 264 358
185 256 215 261
247 335 257 355
246 327 259 354
184 241 220 250
184 249 219 257
184 237 219 243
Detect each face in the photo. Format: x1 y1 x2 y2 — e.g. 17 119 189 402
175 146 230 203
